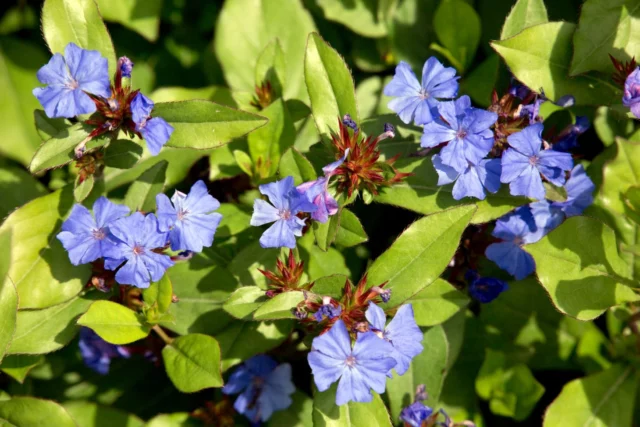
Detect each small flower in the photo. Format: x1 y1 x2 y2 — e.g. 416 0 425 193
342 113 358 130
466 271 508 303
384 58 459 125
501 123 573 200
400 401 434 427
432 155 502 200
421 96 498 173
365 302 423 376
250 176 317 249
297 150 348 223
314 296 342 322
156 180 223 253
485 207 540 280
118 56 134 78
623 67 640 118
78 327 129 375
308 319 396 405
222 354 295 423
552 116 590 152
57 197 130 265
131 92 175 155
33 42 111 118
554 164 595 217
103 212 174 288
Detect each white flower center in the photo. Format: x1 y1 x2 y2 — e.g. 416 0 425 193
132 245 145 255
345 355 357 368
279 209 292 220
419 89 430 100
177 209 188 221
92 228 106 240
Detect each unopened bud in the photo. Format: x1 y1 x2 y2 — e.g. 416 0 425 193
378 123 395 141
342 113 358 131
415 384 428 402
371 286 391 303
293 307 307 320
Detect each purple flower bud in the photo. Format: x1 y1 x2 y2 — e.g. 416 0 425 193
371 286 391 303
400 401 433 427
172 250 194 261
293 307 307 320
118 56 134 78
313 300 342 322
414 384 428 402
623 67 640 118
342 113 358 131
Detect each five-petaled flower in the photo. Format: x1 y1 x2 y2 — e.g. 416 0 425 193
222 354 295 423
103 212 174 288
365 302 423 376
308 319 396 405
57 197 130 265
466 270 509 303
421 95 498 173
250 176 317 248
432 155 502 200
156 180 223 252
33 42 111 118
501 123 573 200
384 57 459 125
131 92 175 155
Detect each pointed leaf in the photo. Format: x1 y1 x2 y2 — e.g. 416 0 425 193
78 300 151 345
223 286 268 320
0 397 77 427
408 278 469 326
253 291 304 320
96 0 161 42
433 0 481 71
0 354 44 383
500 0 548 40
279 148 317 185
162 333 223 393
124 160 167 212
334 209 368 247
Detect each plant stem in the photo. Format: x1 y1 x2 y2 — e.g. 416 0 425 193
152 324 174 344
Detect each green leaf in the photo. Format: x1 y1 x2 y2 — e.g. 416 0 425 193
248 99 296 178
386 325 450 421
103 140 144 169
366 205 476 307
0 167 47 224
223 286 268 320
0 230 17 363
268 391 313 427
312 383 392 427
594 107 634 147
317 0 390 38
0 186 91 309
460 54 501 107
216 320 293 371
373 157 526 224
162 333 223 393
433 0 481 71
528 216 639 320
334 209 368 247
64 400 144 427
543 365 637 427
312 274 349 299
233 149 254 177
476 349 545 421
96 0 161 42
215 0 317 101
279 148 318 185
570 0 640 76
500 0 548 40
408 278 469 326
299 232 350 280
143 274 173 316
0 39 50 166
29 123 109 173
153 100 268 150
7 292 102 355
41 0 117 75
387 0 440 71
124 160 167 212
305 33 359 143
0 396 77 427
74 174 94 202
255 39 286 96
228 241 279 288
146 413 199 427
0 354 44 383
313 211 342 251
356 76 393 119
78 301 151 345
253 291 305 320
34 109 69 141
491 22 620 105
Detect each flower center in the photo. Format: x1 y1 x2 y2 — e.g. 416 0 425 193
177 209 188 221
529 155 539 166
513 236 524 246
92 228 106 240
456 129 468 139
66 78 79 90
345 355 357 368
279 209 292 220
132 245 145 255
419 89 430 100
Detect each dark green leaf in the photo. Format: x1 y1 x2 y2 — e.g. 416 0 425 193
433 0 481 71
279 148 318 185
34 110 70 141
124 160 167 212
317 0 390 38
63 400 144 427
103 140 144 169
0 166 47 218
96 0 161 42
0 354 44 383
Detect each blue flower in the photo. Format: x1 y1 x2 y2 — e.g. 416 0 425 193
400 401 433 427
118 56 134 78
466 271 509 303
57 197 130 266
342 114 358 131
553 116 590 152
384 58 459 125
131 92 174 155
485 207 540 280
314 299 342 322
33 42 111 118
554 164 595 217
501 123 573 200
432 155 501 200
222 354 295 423
103 212 174 288
297 150 348 223
156 180 223 253
623 67 640 118
250 176 317 249
308 319 396 405
365 302 423 376
78 327 129 375
421 96 497 172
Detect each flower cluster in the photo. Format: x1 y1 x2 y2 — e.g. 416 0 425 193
33 43 173 157
222 355 295 423
307 301 423 405
57 180 222 288
399 385 475 427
